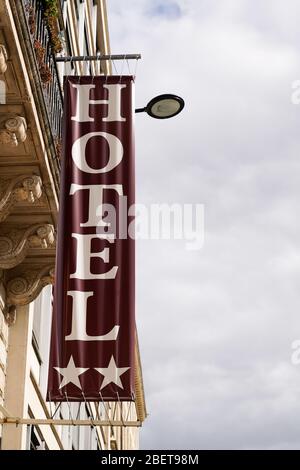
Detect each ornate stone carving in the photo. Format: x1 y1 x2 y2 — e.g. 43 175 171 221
0 45 8 74
6 264 55 306
0 175 42 222
28 224 55 248
0 224 55 269
4 305 16 326
0 116 27 146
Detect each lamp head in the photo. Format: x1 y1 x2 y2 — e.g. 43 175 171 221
136 94 185 119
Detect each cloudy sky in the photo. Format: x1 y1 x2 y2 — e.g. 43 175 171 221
108 0 300 449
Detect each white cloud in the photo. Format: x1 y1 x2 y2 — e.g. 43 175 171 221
108 0 300 449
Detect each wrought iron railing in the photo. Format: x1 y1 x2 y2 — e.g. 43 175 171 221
24 0 64 145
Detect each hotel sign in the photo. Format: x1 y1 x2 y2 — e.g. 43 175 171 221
47 76 135 401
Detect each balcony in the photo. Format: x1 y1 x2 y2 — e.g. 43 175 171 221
23 0 64 148
4 0 68 194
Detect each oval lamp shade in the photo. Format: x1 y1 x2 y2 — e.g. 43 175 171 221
138 94 185 119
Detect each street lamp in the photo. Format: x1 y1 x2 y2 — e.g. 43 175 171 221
135 94 185 119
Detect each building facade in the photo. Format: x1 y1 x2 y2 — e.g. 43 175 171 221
0 0 146 450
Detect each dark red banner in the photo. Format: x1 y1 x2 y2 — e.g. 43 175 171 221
47 76 135 401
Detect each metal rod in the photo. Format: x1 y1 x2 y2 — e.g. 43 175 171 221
55 54 141 63
0 418 141 427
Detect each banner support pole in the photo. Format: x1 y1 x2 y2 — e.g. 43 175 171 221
0 418 141 427
55 54 141 62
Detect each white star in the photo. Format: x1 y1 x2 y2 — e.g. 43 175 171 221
95 356 130 390
54 356 89 390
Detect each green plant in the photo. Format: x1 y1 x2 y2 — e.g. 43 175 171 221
42 0 63 53
39 63 52 85
26 4 36 35
33 39 45 65
33 39 52 86
46 15 63 53
54 137 62 159
42 0 58 17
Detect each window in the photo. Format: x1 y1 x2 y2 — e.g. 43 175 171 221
64 18 75 76
29 427 45 450
30 286 53 396
26 411 48 451
83 23 91 74
74 1 79 22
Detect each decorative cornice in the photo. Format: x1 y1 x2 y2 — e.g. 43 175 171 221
134 335 147 423
0 116 27 146
0 224 55 269
6 264 54 306
0 175 42 223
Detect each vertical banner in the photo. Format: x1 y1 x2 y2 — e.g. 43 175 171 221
47 76 135 401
